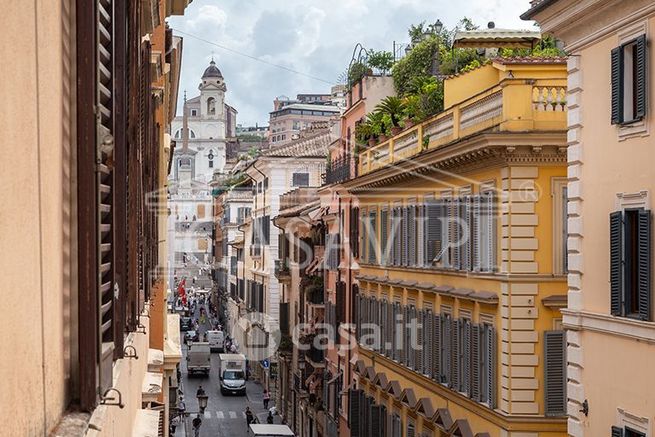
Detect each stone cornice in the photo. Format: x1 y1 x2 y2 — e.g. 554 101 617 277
563 308 655 344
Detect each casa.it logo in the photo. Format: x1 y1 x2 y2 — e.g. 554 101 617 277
231 311 281 361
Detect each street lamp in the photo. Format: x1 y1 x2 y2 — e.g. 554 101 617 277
434 19 443 34
197 392 208 414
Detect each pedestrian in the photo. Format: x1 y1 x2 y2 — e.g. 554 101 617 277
266 411 274 424
192 414 202 437
245 406 254 430
263 389 270 409
196 385 205 397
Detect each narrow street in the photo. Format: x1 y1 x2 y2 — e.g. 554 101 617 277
174 303 281 437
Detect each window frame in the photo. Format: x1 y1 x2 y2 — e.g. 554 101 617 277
552 178 568 275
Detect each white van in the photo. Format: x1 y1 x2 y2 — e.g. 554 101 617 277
248 424 295 437
206 330 224 352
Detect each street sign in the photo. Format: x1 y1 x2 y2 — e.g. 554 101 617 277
262 359 270 369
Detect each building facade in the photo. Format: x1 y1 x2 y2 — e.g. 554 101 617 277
269 100 341 146
524 1 655 437
0 0 190 435
339 58 570 437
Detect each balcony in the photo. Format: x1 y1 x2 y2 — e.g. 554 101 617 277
358 78 566 176
274 258 291 282
325 154 352 185
250 245 262 257
279 187 319 211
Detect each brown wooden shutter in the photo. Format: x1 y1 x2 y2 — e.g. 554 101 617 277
349 389 363 437
350 206 359 257
611 427 624 437
610 211 623 316
611 46 623 124
544 330 567 416
635 35 647 120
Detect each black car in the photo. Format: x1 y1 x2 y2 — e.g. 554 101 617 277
180 317 193 331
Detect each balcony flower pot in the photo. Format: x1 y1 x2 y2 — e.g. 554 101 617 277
404 119 415 129
379 133 388 142
368 137 377 148
391 126 402 136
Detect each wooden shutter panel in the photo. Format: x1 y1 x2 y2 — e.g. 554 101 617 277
450 318 460 389
426 200 441 264
544 330 567 416
433 313 441 380
610 211 623 316
638 209 652 321
451 199 460 269
408 205 417 266
486 192 496 272
393 207 401 266
368 211 377 264
349 389 363 437
380 209 389 265
463 196 471 270
486 325 497 409
471 324 481 401
472 195 481 271
360 209 367 261
611 46 623 124
442 315 450 384
371 405 383 437
402 207 409 265
462 319 471 394
635 35 647 119
407 423 416 437
423 310 431 375
280 302 290 335
611 426 624 437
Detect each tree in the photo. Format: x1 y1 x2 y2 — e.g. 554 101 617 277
375 96 406 128
367 49 394 75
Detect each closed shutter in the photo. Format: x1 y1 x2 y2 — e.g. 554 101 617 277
426 200 442 265
401 305 408 366
638 209 651 321
441 314 450 384
417 204 425 266
432 313 441 380
451 198 460 269
407 423 416 437
416 309 424 373
392 414 401 437
349 389 363 437
360 209 367 261
391 302 398 361
463 196 472 270
371 405 384 437
544 330 567 416
611 46 623 124
486 191 496 272
472 195 481 271
471 324 481 401
369 211 377 264
408 205 417 267
450 318 460 389
351 206 359 258
610 211 623 316
462 319 471 394
280 302 290 335
380 209 389 265
611 427 624 437
423 310 432 376
393 207 401 266
635 35 647 119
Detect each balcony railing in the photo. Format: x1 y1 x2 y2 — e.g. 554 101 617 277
279 187 319 211
358 79 567 176
325 154 352 185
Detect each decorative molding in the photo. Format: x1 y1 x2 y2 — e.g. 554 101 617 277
616 190 650 210
617 407 651 437
563 309 655 344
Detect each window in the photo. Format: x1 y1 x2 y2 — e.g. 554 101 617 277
292 172 309 187
610 209 651 320
544 330 567 416
191 109 197 116
611 35 647 125
613 427 647 437
207 97 216 115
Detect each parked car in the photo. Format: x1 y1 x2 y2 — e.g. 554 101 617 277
186 342 211 376
180 317 193 331
206 330 225 352
184 330 198 344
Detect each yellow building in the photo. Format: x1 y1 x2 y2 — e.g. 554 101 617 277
525 1 655 437
344 58 569 436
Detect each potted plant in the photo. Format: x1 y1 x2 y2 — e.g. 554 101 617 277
366 111 386 143
355 122 375 148
403 94 421 129
375 96 406 136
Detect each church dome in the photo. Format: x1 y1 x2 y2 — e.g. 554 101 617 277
202 60 223 79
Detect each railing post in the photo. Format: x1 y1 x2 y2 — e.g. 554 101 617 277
389 138 395 163
453 106 461 140
417 124 423 153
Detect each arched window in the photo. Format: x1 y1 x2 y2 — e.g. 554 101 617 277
189 129 196 139
207 97 216 115
174 129 196 139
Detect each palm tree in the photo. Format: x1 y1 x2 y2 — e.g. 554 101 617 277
375 96 406 128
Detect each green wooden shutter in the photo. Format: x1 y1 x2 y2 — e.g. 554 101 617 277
471 324 481 401
349 389 363 437
611 426 624 437
610 211 623 316
638 209 651 321
544 330 567 416
611 46 624 124
635 35 647 119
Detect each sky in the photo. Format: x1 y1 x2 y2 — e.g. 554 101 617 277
167 0 536 127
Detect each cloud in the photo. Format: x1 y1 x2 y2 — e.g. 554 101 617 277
168 0 535 126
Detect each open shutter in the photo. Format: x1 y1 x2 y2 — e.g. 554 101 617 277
544 330 567 416
450 318 460 389
380 209 389 265
422 310 431 375
462 319 471 394
486 191 496 272
471 324 481 401
393 207 402 266
472 195 481 271
426 200 441 264
433 313 441 380
417 204 425 266
635 35 647 119
402 207 409 265
349 389 363 437
463 196 472 270
408 205 417 267
442 315 451 384
368 211 377 264
350 206 359 258
371 405 383 437
486 326 497 409
360 209 367 262
610 211 623 316
638 209 651 321
611 46 624 124
612 427 624 437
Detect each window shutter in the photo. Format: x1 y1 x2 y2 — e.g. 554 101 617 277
544 330 567 416
360 209 367 261
471 324 481 401
349 389 363 437
350 206 359 258
611 46 624 124
392 303 398 361
610 211 623 316
407 423 416 437
451 199 460 269
635 34 647 119
368 211 377 264
402 206 409 265
472 195 481 271
486 325 497 409
371 405 383 437
426 200 442 264
433 313 441 380
280 302 290 335
450 318 460 389
611 426 624 437
462 319 471 394
403 305 410 367
408 205 417 267
463 196 472 270
442 315 451 384
638 209 651 321
423 310 431 376
393 207 402 266
380 209 389 265
486 191 496 272
417 204 425 266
